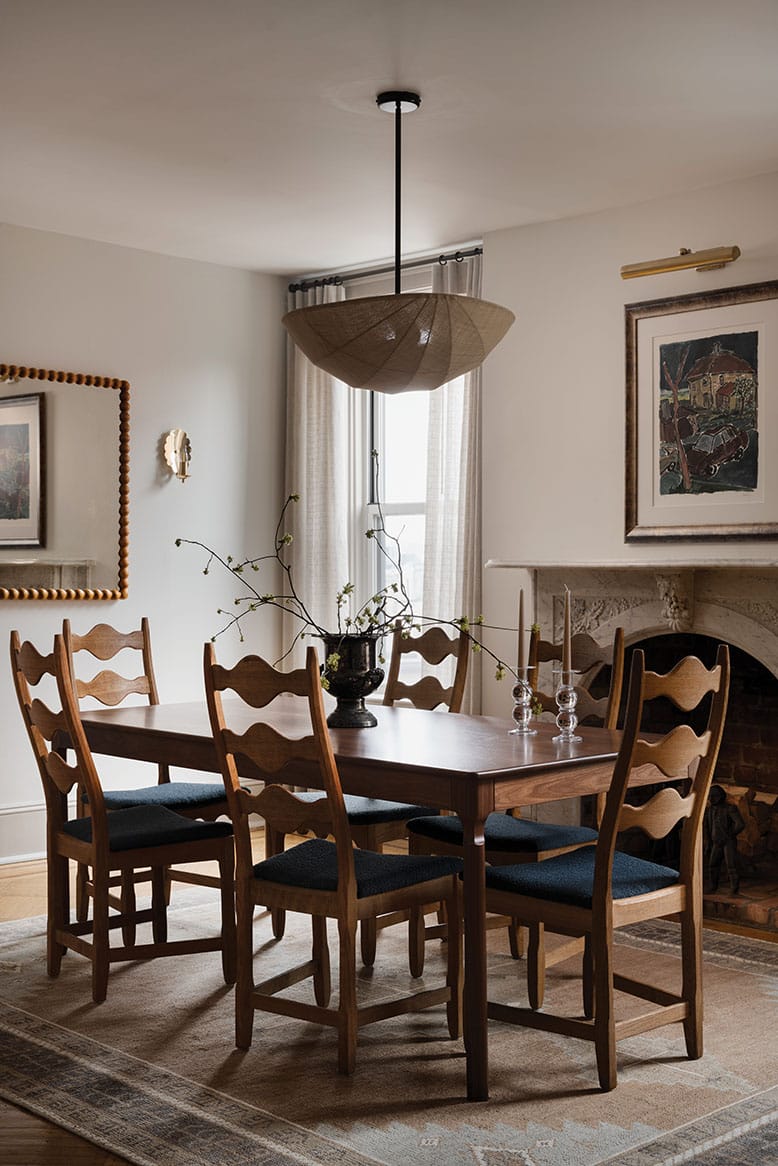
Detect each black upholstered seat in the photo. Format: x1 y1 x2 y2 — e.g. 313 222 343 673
88 782 229 811
253 836 462 897
484 846 679 908
408 812 597 854
63 804 234 852
295 791 436 825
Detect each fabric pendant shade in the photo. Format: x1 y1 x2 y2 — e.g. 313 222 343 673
283 89 515 394
282 290 514 394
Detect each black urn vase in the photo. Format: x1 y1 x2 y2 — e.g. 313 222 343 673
321 633 384 728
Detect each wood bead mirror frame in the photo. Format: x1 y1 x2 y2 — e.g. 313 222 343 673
0 363 129 600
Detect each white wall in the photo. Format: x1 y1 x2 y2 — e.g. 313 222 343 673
480 170 778 714
0 224 286 860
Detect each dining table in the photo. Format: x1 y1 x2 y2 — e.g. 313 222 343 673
76 700 659 1101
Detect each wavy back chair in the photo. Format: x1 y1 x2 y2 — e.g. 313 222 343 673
382 622 470 713
484 645 730 1091
529 626 626 732
63 619 232 923
273 622 470 967
204 643 463 1075
10 631 235 1003
406 626 625 982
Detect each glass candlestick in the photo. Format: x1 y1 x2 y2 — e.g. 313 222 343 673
553 668 582 743
510 666 536 735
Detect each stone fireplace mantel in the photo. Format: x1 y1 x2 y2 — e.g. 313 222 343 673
486 560 778 678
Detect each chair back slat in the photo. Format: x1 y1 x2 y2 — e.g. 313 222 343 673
382 624 469 713
618 786 695 840
46 750 82 797
222 722 320 775
593 646 729 912
389 675 452 712
641 653 724 710
74 669 152 706
249 785 333 839
534 688 609 723
65 622 145 659
205 644 356 901
211 653 312 706
632 725 711 779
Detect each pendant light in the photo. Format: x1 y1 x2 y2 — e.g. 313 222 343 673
282 91 515 394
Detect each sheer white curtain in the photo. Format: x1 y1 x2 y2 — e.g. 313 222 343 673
423 253 483 712
283 284 351 657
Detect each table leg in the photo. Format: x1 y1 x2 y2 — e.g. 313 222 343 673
461 812 488 1101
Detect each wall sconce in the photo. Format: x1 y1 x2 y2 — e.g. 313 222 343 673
163 429 191 482
620 245 741 280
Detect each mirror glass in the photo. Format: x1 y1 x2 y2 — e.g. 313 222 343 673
0 365 128 599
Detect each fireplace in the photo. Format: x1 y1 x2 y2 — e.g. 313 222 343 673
524 562 778 935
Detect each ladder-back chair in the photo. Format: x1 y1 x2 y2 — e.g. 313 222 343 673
63 619 232 924
484 645 730 1090
273 622 470 966
204 643 463 1075
10 631 236 1003
406 627 625 981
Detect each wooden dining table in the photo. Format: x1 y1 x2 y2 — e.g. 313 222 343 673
76 700 658 1101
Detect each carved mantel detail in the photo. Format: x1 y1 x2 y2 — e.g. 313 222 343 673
655 572 694 632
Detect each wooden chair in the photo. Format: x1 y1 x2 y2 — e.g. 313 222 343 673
204 643 463 1075
484 645 730 1090
272 622 470 966
529 626 626 733
10 631 236 1003
406 627 626 980
63 619 232 922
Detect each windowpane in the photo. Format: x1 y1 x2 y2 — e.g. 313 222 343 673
382 392 429 503
372 510 426 615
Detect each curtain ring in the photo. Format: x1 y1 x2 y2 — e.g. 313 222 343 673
454 251 464 263
438 254 448 266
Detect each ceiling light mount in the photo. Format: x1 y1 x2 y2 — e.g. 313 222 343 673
620 245 741 280
282 89 514 393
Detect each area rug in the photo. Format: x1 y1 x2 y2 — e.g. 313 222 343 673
1 901 777 1166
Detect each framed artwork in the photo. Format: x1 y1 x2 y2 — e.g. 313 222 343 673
0 392 45 547
625 279 778 541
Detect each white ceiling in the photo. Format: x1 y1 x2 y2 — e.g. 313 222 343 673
3 0 778 278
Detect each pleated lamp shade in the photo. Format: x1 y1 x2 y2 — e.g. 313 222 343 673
283 291 515 394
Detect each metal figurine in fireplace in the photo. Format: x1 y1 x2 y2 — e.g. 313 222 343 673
704 785 745 895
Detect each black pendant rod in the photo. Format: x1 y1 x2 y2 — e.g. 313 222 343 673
393 95 402 294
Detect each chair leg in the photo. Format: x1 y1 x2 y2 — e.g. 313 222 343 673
408 905 426 977
360 917 377 967
681 902 704 1059
507 918 525 959
47 852 69 978
151 867 168 944
445 882 463 1039
120 871 137 947
336 916 359 1075
235 890 255 1050
91 868 110 1004
266 828 286 939
218 845 237 986
75 862 90 923
592 926 617 1091
312 915 331 1007
582 934 594 1019
527 923 545 1010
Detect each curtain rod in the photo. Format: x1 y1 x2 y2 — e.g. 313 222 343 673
287 245 482 294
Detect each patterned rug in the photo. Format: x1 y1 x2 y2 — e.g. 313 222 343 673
1 904 777 1166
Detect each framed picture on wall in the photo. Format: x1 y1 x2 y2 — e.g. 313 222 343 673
0 392 46 547
625 279 778 541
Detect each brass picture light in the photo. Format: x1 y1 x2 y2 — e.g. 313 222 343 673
620 245 741 280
